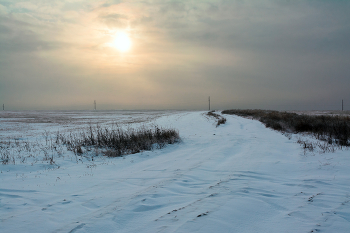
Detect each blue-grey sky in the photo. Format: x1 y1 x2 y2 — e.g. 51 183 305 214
0 0 349 110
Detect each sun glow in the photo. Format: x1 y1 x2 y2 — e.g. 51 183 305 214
111 31 131 52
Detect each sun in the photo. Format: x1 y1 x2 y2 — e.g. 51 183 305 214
111 31 131 52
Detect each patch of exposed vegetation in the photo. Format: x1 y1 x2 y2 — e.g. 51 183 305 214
56 124 181 157
0 125 181 165
207 111 227 127
222 109 350 151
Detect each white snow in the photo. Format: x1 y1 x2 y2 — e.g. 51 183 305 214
1 111 350 233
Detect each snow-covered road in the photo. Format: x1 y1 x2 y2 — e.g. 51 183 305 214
1 111 350 232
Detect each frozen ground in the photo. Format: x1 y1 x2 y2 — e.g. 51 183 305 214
1 111 350 233
0 110 176 139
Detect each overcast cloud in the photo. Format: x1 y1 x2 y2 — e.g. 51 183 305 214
0 0 349 110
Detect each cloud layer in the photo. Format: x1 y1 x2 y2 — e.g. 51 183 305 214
1 0 349 110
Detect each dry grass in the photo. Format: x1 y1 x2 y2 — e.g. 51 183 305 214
207 111 227 127
0 124 181 165
222 109 350 149
56 124 181 157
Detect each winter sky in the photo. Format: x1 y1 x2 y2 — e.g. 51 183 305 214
0 0 349 110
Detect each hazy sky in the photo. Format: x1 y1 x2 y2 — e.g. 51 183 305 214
0 0 349 110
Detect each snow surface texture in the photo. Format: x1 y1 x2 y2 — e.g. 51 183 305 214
1 111 350 233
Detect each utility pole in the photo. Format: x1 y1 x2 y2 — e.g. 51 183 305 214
94 100 96 110
342 99 344 111
208 96 210 111
2 104 4 111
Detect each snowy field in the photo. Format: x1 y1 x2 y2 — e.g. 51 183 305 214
1 110 350 233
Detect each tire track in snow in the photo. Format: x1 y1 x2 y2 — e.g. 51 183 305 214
52 153 209 232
